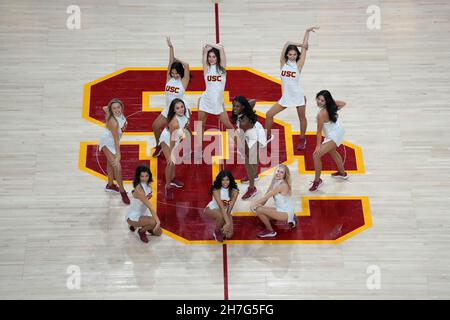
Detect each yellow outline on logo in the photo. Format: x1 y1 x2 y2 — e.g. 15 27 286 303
80 67 371 245
82 67 279 131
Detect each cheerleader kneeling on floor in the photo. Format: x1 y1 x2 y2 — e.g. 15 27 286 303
126 165 162 243
204 170 239 243
250 164 297 238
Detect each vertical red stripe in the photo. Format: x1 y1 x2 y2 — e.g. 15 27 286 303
215 3 220 44
215 2 228 301
222 244 229 300
215 2 225 171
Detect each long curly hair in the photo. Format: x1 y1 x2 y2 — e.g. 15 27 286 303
209 170 238 198
231 96 257 125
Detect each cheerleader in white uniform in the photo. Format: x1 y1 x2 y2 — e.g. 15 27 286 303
204 170 239 242
159 98 190 200
152 37 190 158
99 98 130 205
250 164 297 238
309 90 348 192
265 26 319 151
231 96 267 200
126 165 161 243
196 44 234 156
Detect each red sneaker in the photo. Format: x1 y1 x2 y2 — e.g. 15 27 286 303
165 185 174 200
288 216 298 229
213 228 224 243
296 138 306 151
309 179 323 192
105 183 120 194
242 186 258 200
137 229 149 243
256 229 277 238
170 178 184 188
152 145 162 158
120 191 130 204
240 175 259 184
331 171 349 180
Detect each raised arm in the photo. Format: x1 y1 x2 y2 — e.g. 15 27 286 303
102 106 110 122
202 44 210 72
219 44 226 68
248 99 256 109
336 100 346 110
166 36 175 82
175 58 190 89
297 26 319 71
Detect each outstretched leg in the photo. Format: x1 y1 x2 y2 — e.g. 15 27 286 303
313 140 338 181
265 103 286 140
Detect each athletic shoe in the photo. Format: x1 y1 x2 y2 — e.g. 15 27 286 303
137 229 149 243
129 226 136 232
240 175 259 184
331 171 349 180
256 229 277 238
309 179 323 192
296 138 306 151
242 186 258 200
165 185 174 200
105 183 120 194
213 228 224 243
120 191 130 204
152 145 162 158
288 216 298 229
170 178 185 188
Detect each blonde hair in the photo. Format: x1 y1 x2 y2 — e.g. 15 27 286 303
106 98 125 124
269 164 292 195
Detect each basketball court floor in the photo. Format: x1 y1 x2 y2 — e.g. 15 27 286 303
1 0 450 299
